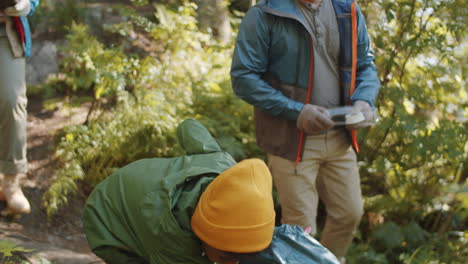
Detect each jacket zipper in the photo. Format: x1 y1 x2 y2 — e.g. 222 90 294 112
349 1 360 152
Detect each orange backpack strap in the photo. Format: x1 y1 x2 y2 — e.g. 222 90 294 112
350 0 360 152
295 38 315 165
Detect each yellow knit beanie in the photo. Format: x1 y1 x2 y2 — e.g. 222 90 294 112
191 159 275 253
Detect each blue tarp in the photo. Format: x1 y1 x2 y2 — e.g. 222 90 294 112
241 225 339 264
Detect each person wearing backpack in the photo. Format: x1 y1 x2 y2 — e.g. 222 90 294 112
0 0 40 214
231 0 380 262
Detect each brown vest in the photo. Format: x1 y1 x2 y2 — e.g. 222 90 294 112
254 73 308 161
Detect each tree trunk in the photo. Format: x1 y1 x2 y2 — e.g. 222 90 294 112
193 0 231 43
229 0 253 12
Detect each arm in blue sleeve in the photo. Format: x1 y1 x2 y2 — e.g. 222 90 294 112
230 7 304 121
351 3 381 107
28 0 39 16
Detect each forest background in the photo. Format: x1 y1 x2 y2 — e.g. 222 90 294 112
3 0 466 263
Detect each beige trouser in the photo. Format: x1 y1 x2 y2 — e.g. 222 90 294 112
268 129 363 258
0 26 28 174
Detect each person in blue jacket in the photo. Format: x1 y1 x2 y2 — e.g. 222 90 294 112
0 0 39 214
231 0 380 262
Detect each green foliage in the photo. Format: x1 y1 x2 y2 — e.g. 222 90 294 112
42 1 258 216
29 0 88 36
349 221 466 264
48 22 134 99
401 222 429 249
0 240 32 257
191 79 263 161
0 241 51 264
347 243 389 264
351 0 468 262
370 221 430 260
0 240 34 264
43 92 183 216
372 222 405 250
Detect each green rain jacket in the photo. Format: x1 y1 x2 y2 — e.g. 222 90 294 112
83 119 237 264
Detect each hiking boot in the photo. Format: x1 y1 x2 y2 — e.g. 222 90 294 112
1 174 31 214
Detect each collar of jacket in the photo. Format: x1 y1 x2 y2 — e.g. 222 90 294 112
258 0 355 35
262 0 304 17
259 0 311 35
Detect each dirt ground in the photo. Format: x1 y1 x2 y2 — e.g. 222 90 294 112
0 95 104 263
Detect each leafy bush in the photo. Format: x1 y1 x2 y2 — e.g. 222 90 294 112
190 78 263 161
0 240 52 264
42 1 259 216
47 22 134 99
348 0 467 262
43 91 183 216
348 220 467 264
28 0 89 37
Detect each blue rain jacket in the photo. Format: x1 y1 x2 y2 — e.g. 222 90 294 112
231 0 380 121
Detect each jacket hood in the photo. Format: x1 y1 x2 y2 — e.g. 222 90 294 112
177 119 221 155
83 119 237 264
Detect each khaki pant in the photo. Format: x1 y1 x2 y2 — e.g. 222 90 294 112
0 27 28 174
268 129 363 258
